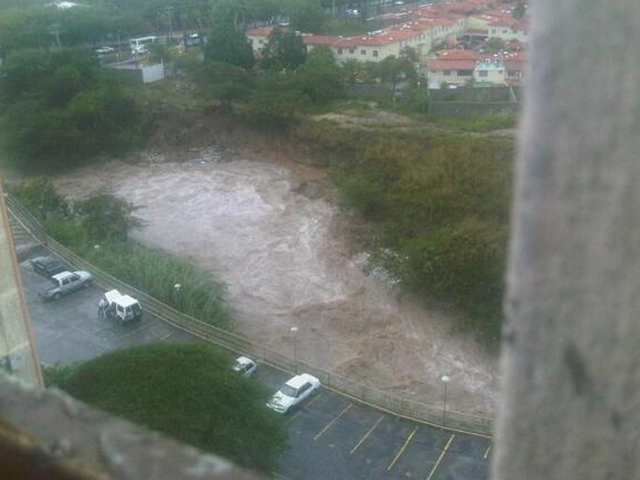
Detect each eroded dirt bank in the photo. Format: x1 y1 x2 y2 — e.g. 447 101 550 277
53 149 499 415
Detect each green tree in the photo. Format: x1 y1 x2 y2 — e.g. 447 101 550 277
484 36 506 53
294 46 343 103
197 61 255 111
376 54 416 105
74 194 144 241
260 27 307 71
11 179 70 221
204 22 255 69
342 58 365 86
286 0 327 33
51 343 288 474
0 49 141 171
246 73 310 127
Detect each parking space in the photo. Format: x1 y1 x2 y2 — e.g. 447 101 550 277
20 248 195 365
18 245 492 480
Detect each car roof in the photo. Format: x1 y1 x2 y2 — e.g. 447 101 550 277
236 356 255 366
34 256 57 264
104 289 122 303
117 295 139 308
286 374 319 388
51 271 73 281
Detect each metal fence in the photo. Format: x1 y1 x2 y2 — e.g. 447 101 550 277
6 194 494 437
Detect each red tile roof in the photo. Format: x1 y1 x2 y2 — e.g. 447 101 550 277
301 34 343 46
245 26 276 37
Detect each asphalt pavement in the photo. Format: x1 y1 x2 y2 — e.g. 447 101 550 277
20 246 492 480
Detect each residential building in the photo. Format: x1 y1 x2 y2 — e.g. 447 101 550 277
425 49 480 87
473 57 506 84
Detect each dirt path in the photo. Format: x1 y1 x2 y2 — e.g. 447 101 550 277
52 148 499 416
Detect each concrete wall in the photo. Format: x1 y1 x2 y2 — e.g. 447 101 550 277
0 183 42 385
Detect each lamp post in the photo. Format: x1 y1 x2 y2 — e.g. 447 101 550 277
440 375 450 427
290 326 298 373
174 283 182 309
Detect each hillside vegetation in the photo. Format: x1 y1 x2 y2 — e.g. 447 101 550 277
291 120 513 343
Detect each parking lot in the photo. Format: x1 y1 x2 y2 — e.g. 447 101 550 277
20 245 492 480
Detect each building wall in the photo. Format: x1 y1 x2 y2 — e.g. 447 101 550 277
429 68 474 86
0 185 42 386
474 60 507 83
487 26 528 42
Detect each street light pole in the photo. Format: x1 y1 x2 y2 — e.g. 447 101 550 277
441 375 450 427
174 283 182 309
290 326 298 373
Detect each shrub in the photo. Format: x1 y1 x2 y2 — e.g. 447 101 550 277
54 344 289 474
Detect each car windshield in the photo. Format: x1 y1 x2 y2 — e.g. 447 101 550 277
280 384 297 397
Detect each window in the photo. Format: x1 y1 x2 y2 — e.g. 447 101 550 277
458 69 473 76
249 38 254 45
498 70 503 74
338 48 343 54
373 50 379 57
478 70 488 77
349 48 355 54
259 39 264 44
503 29 508 33
361 49 366 55
443 70 451 76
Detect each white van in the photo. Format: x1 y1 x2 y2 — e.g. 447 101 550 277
130 36 158 55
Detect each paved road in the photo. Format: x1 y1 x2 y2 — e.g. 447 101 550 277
21 246 492 480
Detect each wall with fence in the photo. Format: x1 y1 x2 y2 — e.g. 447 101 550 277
428 101 520 117
6 194 493 437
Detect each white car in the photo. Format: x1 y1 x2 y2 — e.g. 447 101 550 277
95 46 115 56
267 374 321 413
234 356 257 377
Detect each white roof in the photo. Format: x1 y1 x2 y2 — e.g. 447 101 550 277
236 356 255 367
287 373 319 388
104 289 122 303
118 295 139 308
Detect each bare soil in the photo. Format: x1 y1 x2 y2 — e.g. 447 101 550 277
51 142 499 417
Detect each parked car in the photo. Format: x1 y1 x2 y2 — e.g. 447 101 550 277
99 289 142 323
267 373 321 413
30 256 68 277
95 46 115 56
234 356 257 377
40 271 93 300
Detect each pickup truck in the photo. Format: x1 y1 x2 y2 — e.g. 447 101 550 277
40 271 93 300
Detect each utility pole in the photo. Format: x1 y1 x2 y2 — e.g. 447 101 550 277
166 5 174 38
48 23 61 47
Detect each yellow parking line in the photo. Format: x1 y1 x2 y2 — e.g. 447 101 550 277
350 415 383 455
484 444 492 459
426 434 455 480
313 404 352 441
387 425 419 471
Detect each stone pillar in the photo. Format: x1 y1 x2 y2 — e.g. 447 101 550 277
493 1 640 478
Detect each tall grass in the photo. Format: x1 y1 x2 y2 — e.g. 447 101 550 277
75 240 231 330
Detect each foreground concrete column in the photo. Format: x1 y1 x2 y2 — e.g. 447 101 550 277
0 177 42 385
493 1 640 479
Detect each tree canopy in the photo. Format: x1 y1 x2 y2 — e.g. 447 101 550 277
0 49 141 171
46 343 288 474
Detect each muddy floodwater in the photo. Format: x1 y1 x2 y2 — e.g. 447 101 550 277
54 152 499 415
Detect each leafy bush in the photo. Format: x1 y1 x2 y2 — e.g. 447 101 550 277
0 49 142 171
53 344 289 474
